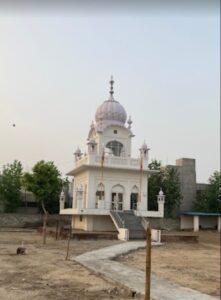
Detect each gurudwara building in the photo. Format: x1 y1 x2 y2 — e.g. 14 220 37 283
60 77 165 240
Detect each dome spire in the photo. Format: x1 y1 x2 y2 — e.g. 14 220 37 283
109 75 114 101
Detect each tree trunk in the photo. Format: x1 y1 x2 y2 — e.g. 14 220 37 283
55 219 59 240
65 223 72 260
145 223 151 300
55 215 61 240
41 201 48 245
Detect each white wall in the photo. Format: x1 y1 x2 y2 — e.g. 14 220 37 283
72 215 87 230
98 125 132 157
72 123 149 213
72 215 116 232
73 171 89 209
180 216 194 230
88 168 148 211
90 215 116 231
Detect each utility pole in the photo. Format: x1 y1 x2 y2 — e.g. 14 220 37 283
145 222 151 300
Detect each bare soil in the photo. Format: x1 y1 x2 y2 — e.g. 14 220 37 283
117 231 220 297
0 230 133 300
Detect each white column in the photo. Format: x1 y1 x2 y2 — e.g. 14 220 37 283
59 191 65 212
124 181 130 210
105 183 111 210
71 216 75 229
157 189 165 218
98 200 105 209
217 216 221 232
193 215 199 232
77 199 83 209
86 216 93 231
157 201 165 217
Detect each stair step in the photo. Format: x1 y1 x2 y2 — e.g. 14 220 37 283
110 210 146 240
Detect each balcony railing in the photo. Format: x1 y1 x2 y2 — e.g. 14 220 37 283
75 154 142 169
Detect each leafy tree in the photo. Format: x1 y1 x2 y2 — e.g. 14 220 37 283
23 160 62 214
0 160 23 212
148 160 162 171
194 189 208 212
194 171 221 213
148 160 163 210
148 160 182 217
161 166 182 217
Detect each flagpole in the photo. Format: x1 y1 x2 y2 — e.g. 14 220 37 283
139 153 143 203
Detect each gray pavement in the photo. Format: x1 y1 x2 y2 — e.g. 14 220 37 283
72 241 217 300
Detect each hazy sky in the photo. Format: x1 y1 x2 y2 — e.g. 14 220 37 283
0 2 220 183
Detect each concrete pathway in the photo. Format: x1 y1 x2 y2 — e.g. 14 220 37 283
73 242 216 300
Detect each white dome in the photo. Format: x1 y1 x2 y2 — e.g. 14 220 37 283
95 99 127 129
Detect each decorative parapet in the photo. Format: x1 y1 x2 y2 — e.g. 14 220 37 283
73 154 150 171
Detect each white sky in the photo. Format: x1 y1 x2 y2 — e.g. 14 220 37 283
0 3 220 183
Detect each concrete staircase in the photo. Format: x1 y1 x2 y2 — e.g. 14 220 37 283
111 210 146 240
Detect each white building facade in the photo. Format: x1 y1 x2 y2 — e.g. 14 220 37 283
60 77 165 236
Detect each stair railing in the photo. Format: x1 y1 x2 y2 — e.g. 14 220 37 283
110 210 125 228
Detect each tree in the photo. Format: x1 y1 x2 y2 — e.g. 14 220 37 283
23 161 62 244
148 160 182 217
194 189 208 212
148 160 162 210
194 171 221 213
161 166 182 217
0 160 23 212
23 160 62 214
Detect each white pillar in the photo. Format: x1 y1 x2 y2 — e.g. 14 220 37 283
157 189 165 218
71 216 75 229
98 199 105 209
86 216 93 231
77 199 83 209
193 215 199 232
59 191 65 212
217 216 221 232
157 201 165 217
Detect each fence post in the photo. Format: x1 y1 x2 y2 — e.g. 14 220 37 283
65 223 72 260
145 223 151 300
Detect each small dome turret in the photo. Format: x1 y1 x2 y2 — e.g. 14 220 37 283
158 188 164 196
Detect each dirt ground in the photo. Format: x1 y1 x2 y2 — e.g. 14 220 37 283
0 230 133 300
117 231 220 297
0 230 220 299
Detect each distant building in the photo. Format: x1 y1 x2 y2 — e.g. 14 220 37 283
167 158 209 215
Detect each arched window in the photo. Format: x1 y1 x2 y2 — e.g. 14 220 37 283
106 141 123 157
95 183 105 208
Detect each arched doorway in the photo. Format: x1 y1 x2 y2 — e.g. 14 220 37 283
130 185 139 210
111 184 124 210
